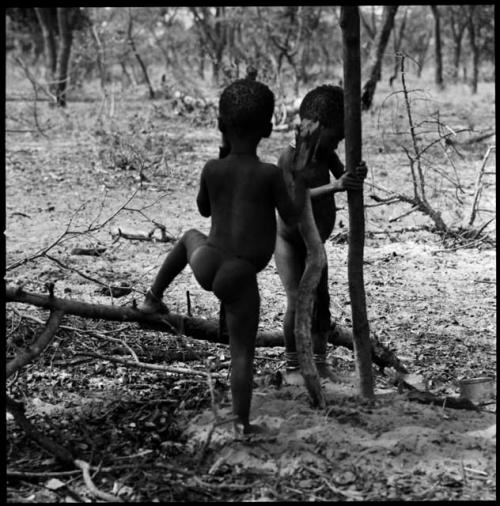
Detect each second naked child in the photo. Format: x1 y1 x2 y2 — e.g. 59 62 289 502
275 85 367 384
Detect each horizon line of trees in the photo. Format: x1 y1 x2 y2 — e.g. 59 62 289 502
6 6 495 107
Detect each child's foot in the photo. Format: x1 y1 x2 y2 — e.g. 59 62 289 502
283 368 305 386
283 364 339 386
138 290 169 329
138 290 170 315
234 420 268 437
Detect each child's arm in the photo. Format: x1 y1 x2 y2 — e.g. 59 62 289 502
196 164 211 217
329 151 345 179
311 161 368 197
272 165 308 226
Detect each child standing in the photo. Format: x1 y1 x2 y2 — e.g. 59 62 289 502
141 79 312 434
275 85 367 384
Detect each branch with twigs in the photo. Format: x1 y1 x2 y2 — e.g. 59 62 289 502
371 55 495 245
7 188 142 272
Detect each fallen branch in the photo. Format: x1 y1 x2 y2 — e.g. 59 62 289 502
77 351 223 378
459 129 495 145
6 286 407 374
113 227 176 243
7 309 65 378
74 459 123 502
6 396 74 466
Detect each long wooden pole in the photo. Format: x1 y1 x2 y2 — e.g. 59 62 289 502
340 6 374 398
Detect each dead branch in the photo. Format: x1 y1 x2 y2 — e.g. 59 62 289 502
6 395 74 466
7 188 141 272
467 146 495 227
6 286 408 375
113 227 176 243
77 351 223 379
293 119 326 408
74 459 123 502
460 130 495 145
7 309 65 378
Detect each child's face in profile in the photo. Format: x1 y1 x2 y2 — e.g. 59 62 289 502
315 124 344 162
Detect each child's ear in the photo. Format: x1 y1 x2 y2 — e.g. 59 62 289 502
218 116 226 133
262 122 273 138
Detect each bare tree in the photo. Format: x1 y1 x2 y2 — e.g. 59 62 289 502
388 6 408 87
126 8 155 99
361 5 398 111
446 5 468 83
190 7 228 84
34 7 85 106
430 5 444 90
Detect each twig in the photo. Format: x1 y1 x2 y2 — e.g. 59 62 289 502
389 205 419 223
89 333 139 363
7 469 81 479
77 351 224 378
468 146 495 227
304 465 364 500
6 396 74 466
401 55 425 201
7 309 65 378
74 459 123 502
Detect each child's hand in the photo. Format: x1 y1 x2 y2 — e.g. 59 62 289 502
355 161 368 180
338 172 364 191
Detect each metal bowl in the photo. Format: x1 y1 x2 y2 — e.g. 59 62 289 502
458 377 496 403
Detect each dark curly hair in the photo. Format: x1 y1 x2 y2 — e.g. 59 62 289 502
299 85 344 128
219 79 275 137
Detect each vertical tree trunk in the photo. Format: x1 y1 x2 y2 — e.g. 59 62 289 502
127 9 155 99
415 28 431 78
55 8 73 107
430 5 444 90
361 5 398 110
34 8 58 96
467 6 479 94
388 7 408 87
340 6 374 399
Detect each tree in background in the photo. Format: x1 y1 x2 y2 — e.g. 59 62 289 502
361 5 398 110
34 7 88 106
466 5 494 94
445 5 469 83
430 5 444 90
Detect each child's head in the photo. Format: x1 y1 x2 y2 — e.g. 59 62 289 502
299 85 344 150
219 79 275 140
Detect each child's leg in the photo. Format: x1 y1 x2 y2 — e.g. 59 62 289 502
142 229 207 312
274 235 305 356
211 258 260 433
312 265 338 382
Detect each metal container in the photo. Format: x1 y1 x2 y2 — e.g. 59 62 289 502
458 377 496 403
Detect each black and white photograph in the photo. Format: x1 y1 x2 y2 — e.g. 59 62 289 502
5 6 495 502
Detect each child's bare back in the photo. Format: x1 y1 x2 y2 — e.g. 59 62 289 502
199 155 297 272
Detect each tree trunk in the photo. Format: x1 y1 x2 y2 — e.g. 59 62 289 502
55 8 73 107
467 6 479 94
341 7 374 399
127 10 155 99
430 5 444 90
388 7 408 87
416 29 431 78
34 8 58 96
361 5 398 110
5 286 408 375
